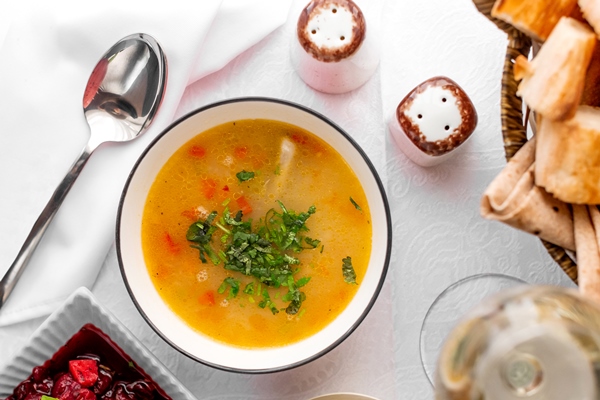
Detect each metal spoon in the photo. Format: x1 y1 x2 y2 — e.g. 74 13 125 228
0 33 167 309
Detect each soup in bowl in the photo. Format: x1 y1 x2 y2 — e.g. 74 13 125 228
117 98 391 372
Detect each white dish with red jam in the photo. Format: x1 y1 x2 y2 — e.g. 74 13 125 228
0 287 197 400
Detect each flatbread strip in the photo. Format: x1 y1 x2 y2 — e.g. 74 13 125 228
574 205 600 303
481 137 575 250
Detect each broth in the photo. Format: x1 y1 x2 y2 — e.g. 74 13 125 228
141 119 371 348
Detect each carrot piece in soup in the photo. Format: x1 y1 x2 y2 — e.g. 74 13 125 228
181 208 199 220
236 195 253 215
188 145 207 158
201 178 218 199
199 290 216 306
234 146 248 159
291 132 308 145
251 153 267 170
163 233 180 254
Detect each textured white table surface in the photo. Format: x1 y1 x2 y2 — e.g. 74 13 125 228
0 0 576 399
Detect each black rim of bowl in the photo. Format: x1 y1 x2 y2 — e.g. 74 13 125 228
116 96 392 374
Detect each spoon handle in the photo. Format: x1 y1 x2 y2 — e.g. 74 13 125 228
0 143 95 310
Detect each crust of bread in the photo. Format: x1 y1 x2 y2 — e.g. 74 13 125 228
515 17 596 121
580 0 600 37
535 106 600 204
581 40 600 107
492 0 578 41
513 55 532 81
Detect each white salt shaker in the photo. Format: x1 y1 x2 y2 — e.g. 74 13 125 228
388 76 478 167
291 0 380 94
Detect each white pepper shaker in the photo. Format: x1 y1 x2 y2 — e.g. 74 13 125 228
291 0 379 94
388 76 478 167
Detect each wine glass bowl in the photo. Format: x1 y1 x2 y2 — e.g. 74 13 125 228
420 273 527 385
435 285 600 400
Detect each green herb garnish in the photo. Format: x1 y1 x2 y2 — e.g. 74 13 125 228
350 197 362 212
282 275 310 315
186 211 220 265
244 281 255 295
187 201 319 315
236 170 255 182
265 201 317 252
304 237 321 249
342 256 357 284
258 289 279 315
218 277 241 299
42 396 59 400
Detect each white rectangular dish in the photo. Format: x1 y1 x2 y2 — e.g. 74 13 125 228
0 287 197 400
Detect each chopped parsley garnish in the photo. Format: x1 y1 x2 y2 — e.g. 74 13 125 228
350 197 362 212
258 289 279 315
342 256 357 284
187 201 319 315
236 170 255 182
282 275 310 315
218 277 241 299
265 201 318 252
243 281 255 295
186 211 220 265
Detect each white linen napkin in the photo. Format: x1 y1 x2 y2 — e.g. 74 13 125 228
0 0 292 326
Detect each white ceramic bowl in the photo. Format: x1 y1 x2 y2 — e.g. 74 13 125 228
0 287 197 400
116 97 392 373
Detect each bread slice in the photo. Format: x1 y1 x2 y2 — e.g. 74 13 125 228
514 17 596 121
535 105 600 204
581 40 600 107
492 0 578 42
580 0 600 37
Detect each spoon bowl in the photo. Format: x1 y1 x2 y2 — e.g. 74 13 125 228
85 34 166 147
0 33 167 309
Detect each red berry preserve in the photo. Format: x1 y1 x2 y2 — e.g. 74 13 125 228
7 324 172 400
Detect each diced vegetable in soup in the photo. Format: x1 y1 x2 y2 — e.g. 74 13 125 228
142 119 371 348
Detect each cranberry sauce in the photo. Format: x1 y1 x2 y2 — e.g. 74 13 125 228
7 323 172 400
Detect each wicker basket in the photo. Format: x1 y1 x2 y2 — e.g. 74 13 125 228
473 0 578 283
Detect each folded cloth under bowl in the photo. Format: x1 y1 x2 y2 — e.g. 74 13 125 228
0 0 292 326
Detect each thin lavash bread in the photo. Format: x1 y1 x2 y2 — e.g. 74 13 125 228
481 137 575 250
573 204 600 303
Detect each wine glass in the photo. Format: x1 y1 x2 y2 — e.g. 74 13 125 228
434 285 600 399
420 273 528 385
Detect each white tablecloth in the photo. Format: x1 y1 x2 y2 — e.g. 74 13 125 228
0 0 576 399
